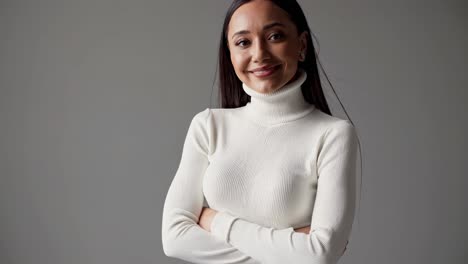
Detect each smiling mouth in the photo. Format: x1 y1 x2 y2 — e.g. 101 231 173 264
249 65 281 78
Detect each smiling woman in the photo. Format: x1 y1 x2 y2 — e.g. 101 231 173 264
162 1 363 263
226 1 308 94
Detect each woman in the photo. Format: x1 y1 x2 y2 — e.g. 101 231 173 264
162 0 361 263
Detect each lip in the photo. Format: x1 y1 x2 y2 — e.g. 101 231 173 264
249 64 280 72
248 64 281 78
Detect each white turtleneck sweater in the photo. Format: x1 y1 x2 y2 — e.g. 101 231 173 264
162 70 359 264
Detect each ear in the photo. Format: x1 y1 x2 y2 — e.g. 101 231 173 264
299 31 308 57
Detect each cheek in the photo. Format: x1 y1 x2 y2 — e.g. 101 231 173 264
231 53 248 73
275 43 300 62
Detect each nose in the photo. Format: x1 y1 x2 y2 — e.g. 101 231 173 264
251 38 271 63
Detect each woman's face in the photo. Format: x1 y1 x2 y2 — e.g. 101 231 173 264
227 0 307 94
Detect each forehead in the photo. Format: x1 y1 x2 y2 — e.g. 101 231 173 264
228 1 292 36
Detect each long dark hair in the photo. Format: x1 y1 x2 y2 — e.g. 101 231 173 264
214 0 364 226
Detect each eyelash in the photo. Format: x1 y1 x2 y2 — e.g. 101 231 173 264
235 33 284 47
269 33 283 41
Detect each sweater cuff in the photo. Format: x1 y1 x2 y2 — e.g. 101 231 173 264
210 211 239 243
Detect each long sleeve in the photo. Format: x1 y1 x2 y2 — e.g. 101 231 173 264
210 120 359 264
161 108 261 264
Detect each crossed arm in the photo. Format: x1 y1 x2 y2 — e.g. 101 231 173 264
198 207 349 255
197 207 348 255
162 110 358 264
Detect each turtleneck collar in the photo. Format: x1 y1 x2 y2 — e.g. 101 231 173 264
241 69 316 126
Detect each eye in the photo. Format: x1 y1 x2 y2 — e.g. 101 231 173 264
268 33 283 41
235 39 250 47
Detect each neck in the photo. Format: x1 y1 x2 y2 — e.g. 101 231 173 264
241 69 315 126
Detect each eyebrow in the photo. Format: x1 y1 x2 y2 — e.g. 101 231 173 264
231 22 285 39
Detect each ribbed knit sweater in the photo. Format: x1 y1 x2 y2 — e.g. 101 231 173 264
162 70 359 264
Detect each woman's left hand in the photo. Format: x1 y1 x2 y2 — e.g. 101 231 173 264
198 207 218 232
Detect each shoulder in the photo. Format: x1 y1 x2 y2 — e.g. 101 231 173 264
191 106 237 118
187 107 239 155
191 107 211 122
308 109 358 145
327 118 355 135
310 108 354 130
321 119 358 154
189 107 216 128
189 107 236 134
191 106 243 125
186 108 213 140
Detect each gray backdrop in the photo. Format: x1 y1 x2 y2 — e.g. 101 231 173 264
1 0 467 263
